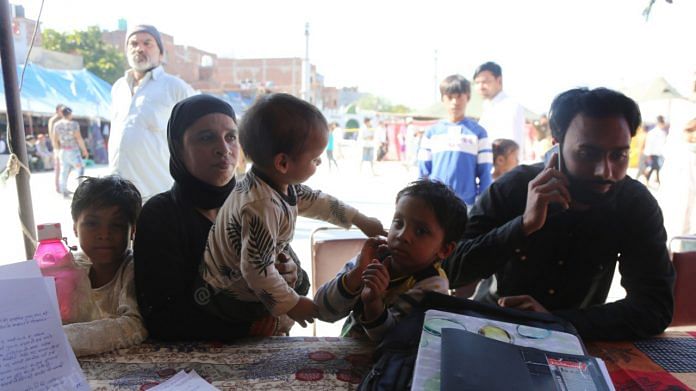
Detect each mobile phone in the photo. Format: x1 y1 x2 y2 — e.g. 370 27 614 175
543 144 563 172
543 143 567 214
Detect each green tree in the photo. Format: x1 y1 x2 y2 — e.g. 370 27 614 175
42 26 125 84
356 94 411 113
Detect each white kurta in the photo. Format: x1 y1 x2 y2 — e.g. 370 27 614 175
109 66 195 199
478 91 526 159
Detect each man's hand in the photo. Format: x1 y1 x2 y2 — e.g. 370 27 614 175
361 258 391 322
286 296 318 328
522 153 570 236
345 237 388 293
276 252 298 288
497 295 549 314
353 213 387 237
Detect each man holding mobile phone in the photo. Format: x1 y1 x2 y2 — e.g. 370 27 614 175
443 87 675 341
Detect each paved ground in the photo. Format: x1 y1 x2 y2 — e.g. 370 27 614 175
0 153 628 337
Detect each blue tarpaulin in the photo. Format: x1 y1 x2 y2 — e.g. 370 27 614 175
0 63 112 119
222 91 254 116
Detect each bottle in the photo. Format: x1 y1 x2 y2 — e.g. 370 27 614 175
34 223 98 324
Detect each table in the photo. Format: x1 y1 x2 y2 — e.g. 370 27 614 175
79 337 375 390
79 331 696 390
588 330 696 390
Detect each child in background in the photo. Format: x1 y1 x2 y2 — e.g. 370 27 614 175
315 180 468 341
63 175 147 357
492 138 520 180
326 122 339 171
199 93 385 334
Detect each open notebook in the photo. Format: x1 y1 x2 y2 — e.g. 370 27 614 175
412 309 613 391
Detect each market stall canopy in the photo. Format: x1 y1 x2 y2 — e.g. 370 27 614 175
0 63 112 119
621 77 685 102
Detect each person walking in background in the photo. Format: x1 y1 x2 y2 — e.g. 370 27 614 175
474 62 527 160
375 120 389 162
643 115 669 187
48 104 65 193
88 118 108 164
109 24 195 200
418 74 492 207
326 122 339 171
358 117 376 175
52 107 88 197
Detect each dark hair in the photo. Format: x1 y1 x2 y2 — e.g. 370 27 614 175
492 138 519 162
239 93 328 168
71 175 142 226
548 87 641 143
656 115 665 124
473 61 502 79
61 107 73 116
439 74 471 99
396 180 468 244
55 104 65 112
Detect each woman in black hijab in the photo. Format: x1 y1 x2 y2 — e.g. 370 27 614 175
134 95 308 341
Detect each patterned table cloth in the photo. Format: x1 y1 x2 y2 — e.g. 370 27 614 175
79 337 375 390
588 330 696 390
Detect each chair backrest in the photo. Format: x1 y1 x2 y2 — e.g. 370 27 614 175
670 235 696 327
310 227 367 296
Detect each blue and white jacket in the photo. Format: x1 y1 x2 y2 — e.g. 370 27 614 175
418 118 493 205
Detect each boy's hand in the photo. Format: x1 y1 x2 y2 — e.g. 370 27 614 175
353 213 387 237
286 296 318 328
361 258 391 322
345 237 387 292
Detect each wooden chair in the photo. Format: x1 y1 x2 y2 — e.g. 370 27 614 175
670 235 696 327
310 227 367 335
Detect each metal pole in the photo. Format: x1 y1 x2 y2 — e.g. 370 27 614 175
302 22 310 102
0 0 37 259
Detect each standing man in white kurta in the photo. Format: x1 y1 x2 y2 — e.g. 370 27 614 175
109 24 195 200
474 62 527 160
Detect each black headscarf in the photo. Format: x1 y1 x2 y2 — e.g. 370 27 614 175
167 94 237 209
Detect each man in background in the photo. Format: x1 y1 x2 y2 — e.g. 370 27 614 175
474 62 527 160
109 24 195 200
48 104 65 193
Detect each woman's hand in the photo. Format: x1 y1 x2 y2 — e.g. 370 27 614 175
353 213 387 237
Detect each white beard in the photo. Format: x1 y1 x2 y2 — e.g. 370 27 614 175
127 53 159 72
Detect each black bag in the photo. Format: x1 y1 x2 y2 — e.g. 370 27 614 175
357 292 583 391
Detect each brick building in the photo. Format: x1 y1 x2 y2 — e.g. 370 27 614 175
103 28 334 108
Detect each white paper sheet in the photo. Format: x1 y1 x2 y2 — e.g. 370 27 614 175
0 261 89 390
148 369 220 390
0 259 42 279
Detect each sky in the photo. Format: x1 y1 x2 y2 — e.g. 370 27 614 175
12 0 696 113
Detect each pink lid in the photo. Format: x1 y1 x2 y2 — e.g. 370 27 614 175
37 223 63 241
